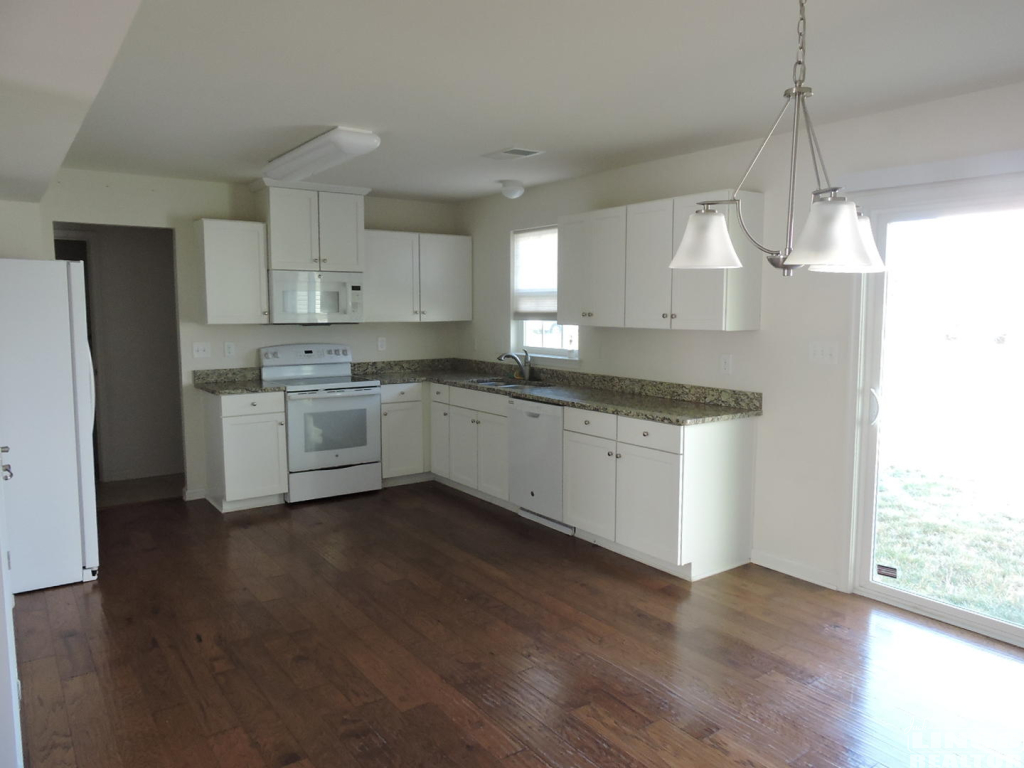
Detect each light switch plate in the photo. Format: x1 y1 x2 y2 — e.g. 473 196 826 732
377 337 386 351
192 341 211 359
809 341 839 365
719 354 734 374
224 342 236 357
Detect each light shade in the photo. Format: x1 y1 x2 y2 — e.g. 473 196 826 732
787 199 876 271
809 214 885 273
263 127 381 182
669 210 742 269
499 180 525 199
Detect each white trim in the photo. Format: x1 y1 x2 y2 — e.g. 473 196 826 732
856 582 1024 650
183 488 207 501
838 150 1024 194
751 550 839 590
248 177 371 196
383 472 433 488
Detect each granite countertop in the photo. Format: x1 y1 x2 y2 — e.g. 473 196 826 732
195 363 762 426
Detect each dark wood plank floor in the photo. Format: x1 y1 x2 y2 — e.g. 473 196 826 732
14 482 1024 768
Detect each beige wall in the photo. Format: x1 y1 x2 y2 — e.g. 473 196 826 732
459 80 1024 590
0 200 50 260
9 168 466 497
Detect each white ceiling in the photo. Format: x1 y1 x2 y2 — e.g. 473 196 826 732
62 0 1024 201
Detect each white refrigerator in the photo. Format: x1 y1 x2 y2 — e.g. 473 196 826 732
0 259 99 594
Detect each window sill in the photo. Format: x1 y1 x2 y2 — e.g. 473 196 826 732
526 353 581 368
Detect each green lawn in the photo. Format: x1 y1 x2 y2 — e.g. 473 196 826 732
875 466 1024 627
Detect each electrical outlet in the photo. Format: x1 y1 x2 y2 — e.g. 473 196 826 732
377 337 386 351
192 341 211 359
809 341 839 365
719 354 734 374
223 341 236 357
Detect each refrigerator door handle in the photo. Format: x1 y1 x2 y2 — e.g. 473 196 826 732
86 341 96 426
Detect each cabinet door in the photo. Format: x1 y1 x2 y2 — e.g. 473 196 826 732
199 219 268 324
222 414 288 501
318 192 364 272
563 432 617 540
381 401 424 478
671 192 728 330
429 401 451 478
476 412 509 500
419 234 472 322
448 406 478 489
267 187 320 271
582 207 627 328
363 230 419 322
556 213 587 326
625 200 673 329
615 443 683 565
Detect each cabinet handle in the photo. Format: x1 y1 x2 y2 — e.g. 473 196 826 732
615 453 622 459
662 313 668 318
607 451 613 457
643 431 649 437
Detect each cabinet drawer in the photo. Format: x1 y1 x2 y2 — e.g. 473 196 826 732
381 383 422 403
564 408 616 440
221 392 284 417
616 416 684 454
450 386 510 417
429 383 450 403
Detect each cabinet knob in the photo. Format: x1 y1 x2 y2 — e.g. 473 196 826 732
607 451 613 457
615 453 622 459
643 431 649 437
251 402 258 407
399 391 405 396
279 422 284 426
263 310 269 316
584 420 590 425
671 313 677 319
581 312 586 317
435 390 441 394
413 310 419 315
322 258 327 262
421 311 427 315
383 412 388 416
443 411 448 416
662 313 668 318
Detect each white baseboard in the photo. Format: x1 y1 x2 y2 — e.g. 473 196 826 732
183 488 206 501
751 549 839 590
383 472 433 488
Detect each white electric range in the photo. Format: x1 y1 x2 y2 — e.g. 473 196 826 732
260 343 382 502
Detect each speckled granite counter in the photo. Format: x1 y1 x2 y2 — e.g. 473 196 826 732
194 360 761 426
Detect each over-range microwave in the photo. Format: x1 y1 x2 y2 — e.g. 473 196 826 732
269 270 363 324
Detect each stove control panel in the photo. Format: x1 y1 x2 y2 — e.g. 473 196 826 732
260 343 352 365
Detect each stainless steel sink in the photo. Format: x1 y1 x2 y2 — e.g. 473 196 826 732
471 378 554 389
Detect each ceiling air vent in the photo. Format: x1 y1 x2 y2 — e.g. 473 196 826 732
483 147 545 160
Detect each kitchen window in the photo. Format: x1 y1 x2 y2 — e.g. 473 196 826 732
511 227 578 359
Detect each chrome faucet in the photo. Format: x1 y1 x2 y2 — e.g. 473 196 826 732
497 350 531 381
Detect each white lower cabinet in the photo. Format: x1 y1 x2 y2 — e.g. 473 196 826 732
447 405 508 500
205 393 288 513
381 400 424 478
429 402 451 478
563 431 617 540
614 443 684 565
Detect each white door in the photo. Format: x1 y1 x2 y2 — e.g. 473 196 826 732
476 412 509 500
563 432 617 540
267 187 320 270
671 192 728 330
556 213 587 326
363 230 419 322
429 402 451 478
625 199 674 329
448 407 479 489
615 443 683 565
318 192 363 272
0 445 24 768
199 219 269 324
381 401 424 478
223 414 288 501
419 234 472 322
581 207 627 328
856 189 1024 647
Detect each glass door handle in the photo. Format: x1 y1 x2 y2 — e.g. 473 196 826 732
869 388 882 426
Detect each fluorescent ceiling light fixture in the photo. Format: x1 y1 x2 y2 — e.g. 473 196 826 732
499 180 525 199
670 0 883 276
263 127 380 182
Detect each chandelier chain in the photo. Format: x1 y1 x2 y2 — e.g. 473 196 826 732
793 0 807 86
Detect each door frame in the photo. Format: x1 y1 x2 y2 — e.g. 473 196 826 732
850 172 1024 649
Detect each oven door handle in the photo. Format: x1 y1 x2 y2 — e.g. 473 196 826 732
287 389 380 401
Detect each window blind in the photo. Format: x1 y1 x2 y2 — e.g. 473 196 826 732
512 227 559 321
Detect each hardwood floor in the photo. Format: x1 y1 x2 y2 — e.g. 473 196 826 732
14 482 1024 768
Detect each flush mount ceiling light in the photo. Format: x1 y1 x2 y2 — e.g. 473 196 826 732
499 180 526 199
263 127 381 182
669 0 883 276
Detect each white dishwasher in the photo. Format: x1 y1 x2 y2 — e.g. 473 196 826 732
509 399 564 522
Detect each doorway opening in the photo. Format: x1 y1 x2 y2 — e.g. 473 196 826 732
54 224 185 509
858 203 1024 645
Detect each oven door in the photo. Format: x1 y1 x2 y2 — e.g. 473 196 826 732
285 388 381 472
270 270 363 324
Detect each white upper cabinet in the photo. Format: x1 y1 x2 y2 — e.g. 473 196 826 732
259 186 365 272
557 207 627 328
670 190 763 331
197 219 269 325
363 230 472 323
419 234 472 322
318 191 364 272
363 230 419 322
624 199 674 329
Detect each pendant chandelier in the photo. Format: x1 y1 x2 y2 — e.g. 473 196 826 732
669 0 884 275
